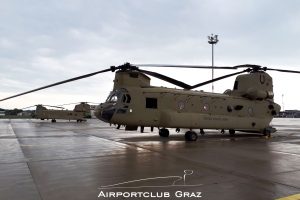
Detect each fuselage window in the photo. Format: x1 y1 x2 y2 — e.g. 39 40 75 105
146 98 157 109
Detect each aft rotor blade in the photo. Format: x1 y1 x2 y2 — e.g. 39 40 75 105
43 105 65 109
56 102 80 107
135 64 237 69
86 102 100 104
0 68 113 102
21 105 36 110
266 67 300 74
56 102 98 107
138 69 192 89
190 69 249 89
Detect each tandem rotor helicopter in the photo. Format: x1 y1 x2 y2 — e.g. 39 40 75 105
1 62 300 141
22 102 92 122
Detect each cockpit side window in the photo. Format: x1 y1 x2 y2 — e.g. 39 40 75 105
121 94 131 104
122 95 126 103
126 94 131 103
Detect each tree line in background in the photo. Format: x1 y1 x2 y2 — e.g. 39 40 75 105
0 108 34 118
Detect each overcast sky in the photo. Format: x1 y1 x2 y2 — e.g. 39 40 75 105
1 0 300 110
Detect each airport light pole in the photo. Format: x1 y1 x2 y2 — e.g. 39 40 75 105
208 34 219 93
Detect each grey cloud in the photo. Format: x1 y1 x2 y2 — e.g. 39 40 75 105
1 0 300 109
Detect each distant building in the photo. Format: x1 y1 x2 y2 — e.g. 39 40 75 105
0 111 5 117
277 110 300 118
21 110 34 117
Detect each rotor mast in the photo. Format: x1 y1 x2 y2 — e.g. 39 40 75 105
208 34 219 93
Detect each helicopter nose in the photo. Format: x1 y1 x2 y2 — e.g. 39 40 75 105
94 104 115 122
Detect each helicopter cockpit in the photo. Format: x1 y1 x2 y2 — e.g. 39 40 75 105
95 89 131 122
105 91 119 104
105 89 131 104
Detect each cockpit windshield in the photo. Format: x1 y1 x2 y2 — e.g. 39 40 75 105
106 92 119 103
105 89 130 103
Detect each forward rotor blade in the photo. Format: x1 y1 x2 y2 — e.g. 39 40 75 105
138 69 192 89
135 64 237 70
0 68 112 102
190 69 249 89
266 68 300 74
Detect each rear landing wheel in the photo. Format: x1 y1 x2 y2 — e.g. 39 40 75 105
185 131 198 141
159 128 169 137
51 119 56 123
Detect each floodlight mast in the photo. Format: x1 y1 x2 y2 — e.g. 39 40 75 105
208 34 219 93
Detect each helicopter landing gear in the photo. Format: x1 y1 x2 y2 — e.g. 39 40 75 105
51 119 56 123
221 129 225 134
229 129 235 136
175 128 180 133
262 128 272 138
151 127 154 132
200 129 205 135
116 124 121 129
159 128 169 137
185 131 198 141
140 126 144 133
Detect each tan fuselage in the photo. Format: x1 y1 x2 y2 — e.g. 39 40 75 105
108 87 279 131
36 109 85 121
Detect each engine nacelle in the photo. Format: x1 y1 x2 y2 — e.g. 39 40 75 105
230 72 274 100
244 88 274 100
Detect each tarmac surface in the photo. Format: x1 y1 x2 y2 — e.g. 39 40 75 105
0 118 299 200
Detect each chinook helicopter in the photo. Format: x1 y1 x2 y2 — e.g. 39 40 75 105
1 63 300 141
23 102 91 122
